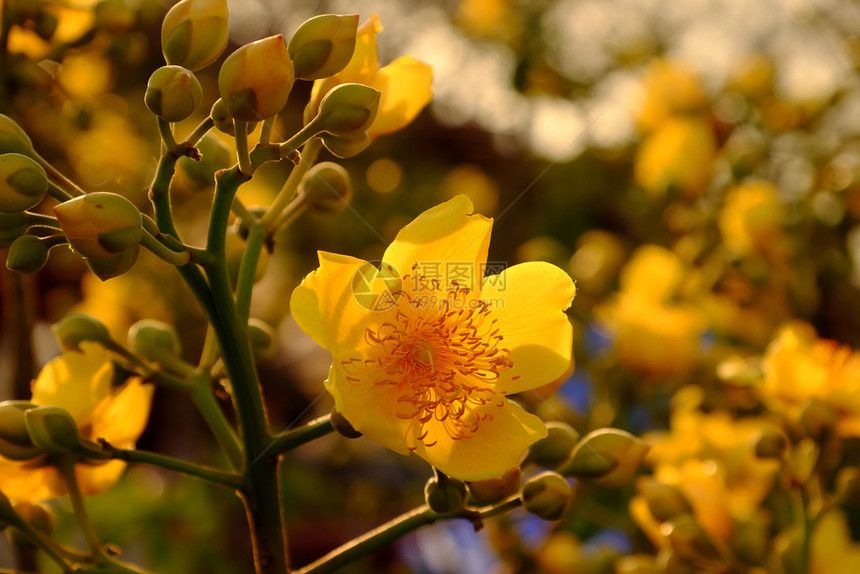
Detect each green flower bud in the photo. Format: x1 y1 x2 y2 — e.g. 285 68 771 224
218 35 295 122
178 133 231 190
315 83 380 136
6 235 49 274
529 421 581 468
425 475 468 514
0 153 48 213
560 428 650 488
0 402 42 461
330 409 362 439
162 0 229 71
128 319 180 364
800 398 836 442
301 162 352 214
0 211 38 248
468 467 521 505
145 65 203 122
51 314 111 352
320 131 371 159
521 471 573 521
638 478 691 522
663 514 721 561
288 14 359 80
211 99 257 136
53 192 142 260
24 406 80 455
247 318 277 362
0 115 34 156
84 244 140 280
754 429 787 459
13 502 55 537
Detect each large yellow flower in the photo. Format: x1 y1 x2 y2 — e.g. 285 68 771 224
308 14 433 138
0 343 153 504
290 196 575 480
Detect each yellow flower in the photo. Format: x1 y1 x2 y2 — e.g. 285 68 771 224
290 195 575 480
308 14 432 139
637 60 706 133
0 343 153 504
634 116 716 198
810 509 860 574
719 181 786 256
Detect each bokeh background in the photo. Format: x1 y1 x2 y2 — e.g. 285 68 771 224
3 0 860 572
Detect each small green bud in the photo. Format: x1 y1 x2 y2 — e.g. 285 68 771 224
0 402 41 461
218 35 295 122
0 211 37 248
6 235 49 274
301 162 352 214
211 99 257 136
145 65 203 122
84 244 140 280
560 428 650 488
162 0 229 71
521 471 573 521
468 467 521 505
529 421 581 468
178 133 231 190
0 153 48 213
247 318 277 362
24 406 80 455
53 192 142 260
288 14 359 80
638 478 691 522
800 398 836 442
0 115 34 156
425 475 468 514
315 83 380 136
330 409 362 439
754 429 787 459
51 314 111 352
320 131 371 159
128 319 180 364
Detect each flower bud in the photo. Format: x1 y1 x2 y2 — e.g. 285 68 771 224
560 428 650 488
84 244 140 280
663 514 721 561
320 131 370 159
638 478 691 522
248 318 277 362
51 314 111 352
425 475 468 514
529 421 581 469
178 133 231 190
12 502 55 538
754 429 787 459
128 319 180 364
800 398 836 442
315 83 380 136
0 211 38 248
6 235 49 274
521 471 573 521
218 35 295 122
24 406 80 455
0 402 42 461
330 408 362 439
468 467 521 505
225 229 268 285
288 14 359 80
211 99 257 136
0 153 48 213
145 65 203 122
301 162 352 214
0 114 34 156
53 192 142 260
161 0 229 71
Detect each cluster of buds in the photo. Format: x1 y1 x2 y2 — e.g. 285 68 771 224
0 400 106 463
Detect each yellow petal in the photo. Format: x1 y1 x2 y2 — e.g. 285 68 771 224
481 262 575 394
367 55 433 138
382 195 492 293
335 14 382 84
0 458 62 504
31 342 113 425
89 377 154 448
76 460 128 496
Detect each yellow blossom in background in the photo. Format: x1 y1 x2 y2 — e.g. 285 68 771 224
719 181 786 257
455 0 521 40
0 343 153 504
309 14 433 138
634 116 716 199
290 195 575 480
56 50 114 101
7 4 95 61
637 60 706 132
810 509 860 574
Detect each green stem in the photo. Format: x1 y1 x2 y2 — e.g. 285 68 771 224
235 222 267 322
7 513 73 573
272 198 307 231
108 446 242 489
235 122 253 175
102 339 190 391
186 116 215 147
198 325 220 370
259 138 322 227
33 151 85 197
139 229 191 266
46 180 74 202
259 118 275 145
55 457 103 556
190 371 243 470
157 117 179 153
268 415 334 455
232 196 256 224
23 212 61 230
277 118 322 159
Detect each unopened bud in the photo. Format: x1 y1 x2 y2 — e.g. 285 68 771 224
218 35 295 122
521 471 573 521
0 211 37 248
84 244 140 280
425 475 468 514
754 429 787 459
0 153 48 213
13 502 54 536
529 421 581 469
225 230 268 285
288 14 359 80
128 319 180 364
53 192 142 260
211 99 256 136
468 467 521 505
800 399 836 442
315 83 380 136
0 115 34 156
161 0 229 71
24 406 80 455
320 131 370 159
0 402 41 461
51 314 111 352
330 409 362 439
638 478 691 522
6 235 49 274
178 133 231 190
560 428 650 488
301 162 352 214
145 65 203 122
247 318 277 362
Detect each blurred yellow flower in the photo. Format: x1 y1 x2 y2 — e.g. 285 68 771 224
719 181 786 256
637 60 706 132
7 4 95 61
456 0 521 40
634 116 716 199
290 195 575 480
810 509 860 574
0 343 153 504
308 14 433 139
